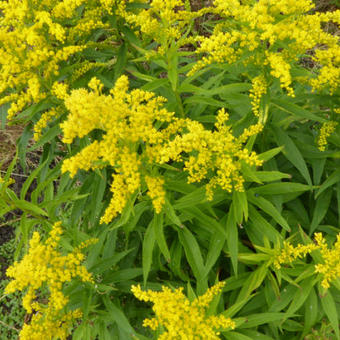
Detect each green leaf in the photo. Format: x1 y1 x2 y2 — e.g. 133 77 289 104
312 158 326 186
0 103 9 129
89 249 134 274
73 324 91 340
269 284 297 312
141 78 168 92
13 199 48 217
186 281 197 302
102 296 135 336
223 332 253 340
184 95 225 107
253 171 291 182
273 127 312 186
258 146 284 161
183 206 227 237
250 183 311 196
21 100 53 121
164 198 182 227
120 26 142 47
248 205 282 243
303 287 318 335
124 201 149 235
310 188 332 234
97 74 114 88
86 229 108 268
338 182 340 227
165 179 195 194
3 149 18 182
169 239 189 281
31 165 60 204
227 205 238 275
319 288 340 340
286 278 318 316
172 188 207 210
17 124 33 172
240 330 274 340
236 312 286 329
142 220 156 285
41 190 88 210
315 168 340 198
223 294 256 319
125 67 156 82
248 194 291 232
28 124 60 151
233 191 248 223
168 48 178 91
153 213 170 262
205 217 226 275
241 163 262 184
114 43 127 81
104 268 143 283
209 83 252 96
236 264 268 303
89 170 107 225
271 99 327 122
178 226 206 282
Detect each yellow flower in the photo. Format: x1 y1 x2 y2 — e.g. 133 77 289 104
314 233 340 289
266 52 294 97
118 0 210 55
274 232 340 289
51 82 69 100
189 0 340 104
61 77 263 223
5 222 97 339
274 241 319 269
317 121 337 151
131 282 235 339
0 0 116 128
249 75 267 116
33 107 65 141
145 176 166 214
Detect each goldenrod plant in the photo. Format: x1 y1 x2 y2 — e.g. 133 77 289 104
0 0 340 339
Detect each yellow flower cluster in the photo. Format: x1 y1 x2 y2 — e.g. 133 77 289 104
266 52 294 97
69 7 110 42
317 121 338 151
69 61 107 84
274 241 319 269
118 0 210 55
189 0 340 97
0 176 15 186
60 76 263 223
274 233 340 289
131 282 235 339
33 108 60 141
314 233 340 289
33 81 72 140
52 82 69 101
145 176 166 213
159 109 263 199
0 0 115 122
5 222 97 339
249 75 267 116
18 309 83 340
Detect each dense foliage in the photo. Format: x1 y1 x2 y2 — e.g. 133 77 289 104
0 0 340 339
